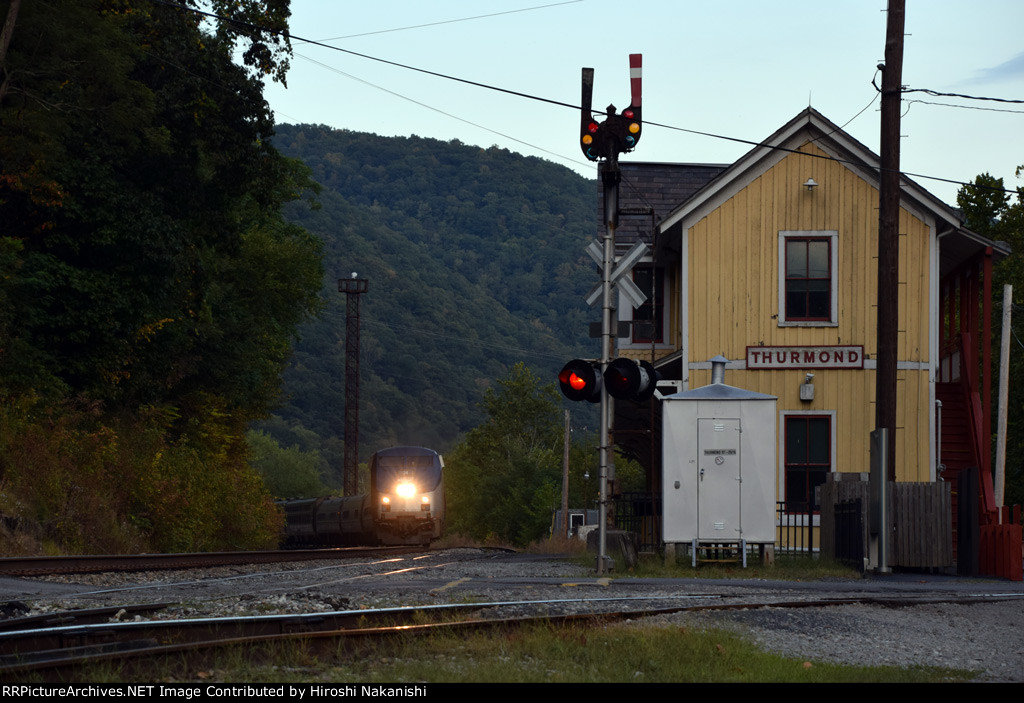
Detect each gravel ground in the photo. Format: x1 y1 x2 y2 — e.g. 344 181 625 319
637 600 1022 682
4 548 1022 682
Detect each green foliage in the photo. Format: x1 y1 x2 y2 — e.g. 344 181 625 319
0 1 318 553
246 429 326 499
266 125 598 472
445 363 596 546
0 398 282 554
0 0 321 420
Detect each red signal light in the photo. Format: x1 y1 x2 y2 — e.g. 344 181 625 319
568 372 587 391
558 360 601 402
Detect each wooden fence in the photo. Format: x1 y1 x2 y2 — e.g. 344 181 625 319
980 505 1023 581
819 473 952 568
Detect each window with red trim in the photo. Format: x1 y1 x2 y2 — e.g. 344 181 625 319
784 415 830 512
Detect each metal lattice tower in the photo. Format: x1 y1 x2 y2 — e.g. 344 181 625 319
339 274 368 496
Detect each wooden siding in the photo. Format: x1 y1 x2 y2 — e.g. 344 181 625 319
684 142 933 482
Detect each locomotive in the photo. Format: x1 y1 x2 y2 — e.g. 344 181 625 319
279 446 445 547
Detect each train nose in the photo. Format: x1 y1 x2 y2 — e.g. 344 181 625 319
380 494 430 514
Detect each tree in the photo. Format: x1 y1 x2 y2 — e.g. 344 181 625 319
0 0 320 423
0 0 322 553
445 363 566 545
246 429 326 499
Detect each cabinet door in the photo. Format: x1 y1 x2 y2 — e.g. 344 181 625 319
697 418 741 540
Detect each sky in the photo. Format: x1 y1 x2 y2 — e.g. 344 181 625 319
263 0 1024 207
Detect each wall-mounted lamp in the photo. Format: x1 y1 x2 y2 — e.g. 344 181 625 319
800 372 815 401
803 178 819 192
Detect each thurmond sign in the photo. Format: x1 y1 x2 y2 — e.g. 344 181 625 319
746 345 864 369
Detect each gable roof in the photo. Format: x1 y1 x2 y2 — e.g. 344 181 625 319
654 107 1009 274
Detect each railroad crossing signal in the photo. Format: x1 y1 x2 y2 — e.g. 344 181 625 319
580 54 642 161
604 358 658 401
559 358 659 403
585 239 649 309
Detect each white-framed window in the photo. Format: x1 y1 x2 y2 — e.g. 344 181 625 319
780 412 835 514
778 230 838 326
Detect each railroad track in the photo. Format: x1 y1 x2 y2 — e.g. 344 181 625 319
3 592 1020 678
0 547 423 577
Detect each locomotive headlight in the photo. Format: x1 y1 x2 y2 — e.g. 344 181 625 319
395 482 417 498
381 496 390 505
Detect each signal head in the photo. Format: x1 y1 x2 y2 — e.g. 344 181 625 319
604 358 658 401
558 359 602 402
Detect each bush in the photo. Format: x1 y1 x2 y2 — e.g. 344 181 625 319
0 396 282 555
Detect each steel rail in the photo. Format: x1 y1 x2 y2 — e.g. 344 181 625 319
0 604 170 633
0 546 422 577
2 591 1021 677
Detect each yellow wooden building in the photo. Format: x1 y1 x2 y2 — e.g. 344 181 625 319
611 108 1008 517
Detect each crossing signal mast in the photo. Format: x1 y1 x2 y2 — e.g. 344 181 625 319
564 54 650 574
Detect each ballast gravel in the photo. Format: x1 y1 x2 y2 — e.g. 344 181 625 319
6 547 1023 682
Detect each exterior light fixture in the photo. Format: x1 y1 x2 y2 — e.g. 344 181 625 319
800 372 815 401
804 178 819 191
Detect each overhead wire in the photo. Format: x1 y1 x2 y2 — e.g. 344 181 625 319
316 310 576 363
902 99 1024 115
900 86 1024 104
317 1 584 41
150 0 1021 196
290 51 588 168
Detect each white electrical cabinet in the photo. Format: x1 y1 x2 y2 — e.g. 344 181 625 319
662 357 777 546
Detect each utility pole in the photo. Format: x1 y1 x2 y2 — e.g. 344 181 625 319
875 0 905 482
561 409 570 540
870 0 905 574
339 273 368 496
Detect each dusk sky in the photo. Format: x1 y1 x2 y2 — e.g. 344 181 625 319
264 1 1024 206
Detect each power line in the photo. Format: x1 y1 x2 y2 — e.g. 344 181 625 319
290 51 587 169
901 87 1024 105
316 311 577 362
317 1 584 41
903 98 1024 115
151 0 1021 196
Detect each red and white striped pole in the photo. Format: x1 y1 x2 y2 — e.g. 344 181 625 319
629 53 642 108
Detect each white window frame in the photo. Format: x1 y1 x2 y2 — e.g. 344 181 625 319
778 230 839 327
777 409 837 526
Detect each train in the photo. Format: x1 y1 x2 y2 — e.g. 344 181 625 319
278 446 445 547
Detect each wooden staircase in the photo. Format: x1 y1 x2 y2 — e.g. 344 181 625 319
936 382 980 565
936 382 977 476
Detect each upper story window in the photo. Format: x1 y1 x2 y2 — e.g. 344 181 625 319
778 231 839 326
632 266 664 344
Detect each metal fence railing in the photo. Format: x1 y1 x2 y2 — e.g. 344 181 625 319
775 502 817 556
614 492 661 553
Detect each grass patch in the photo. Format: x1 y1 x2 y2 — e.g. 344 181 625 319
68 621 973 683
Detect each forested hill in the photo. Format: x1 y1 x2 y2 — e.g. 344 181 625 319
267 125 599 477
